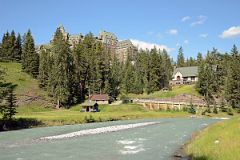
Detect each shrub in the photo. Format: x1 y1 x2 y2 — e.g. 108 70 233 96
188 105 196 114
221 107 228 112
227 108 234 116
84 115 96 123
202 110 206 115
120 95 130 104
213 107 218 114
182 106 188 112
206 107 211 113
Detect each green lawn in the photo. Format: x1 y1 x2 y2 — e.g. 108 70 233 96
185 117 240 160
12 103 189 126
128 85 200 99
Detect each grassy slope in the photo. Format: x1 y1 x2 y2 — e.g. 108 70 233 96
185 117 240 160
0 62 50 106
128 85 200 99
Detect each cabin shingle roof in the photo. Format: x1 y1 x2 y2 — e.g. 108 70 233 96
90 94 109 101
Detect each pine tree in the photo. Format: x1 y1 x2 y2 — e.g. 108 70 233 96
22 29 39 77
50 27 73 108
197 52 203 65
9 30 16 61
15 33 22 61
225 45 240 108
161 49 173 88
1 32 11 60
122 55 135 94
196 54 217 106
186 57 196 66
145 47 161 94
72 41 84 103
176 46 185 67
2 87 17 121
108 55 122 98
38 47 49 88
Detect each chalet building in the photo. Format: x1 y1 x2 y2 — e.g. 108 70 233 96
90 94 109 104
116 40 137 63
43 26 138 63
97 30 118 57
171 66 198 85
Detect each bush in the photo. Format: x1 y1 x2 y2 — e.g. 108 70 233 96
84 115 96 123
182 106 188 112
221 107 228 112
120 95 130 104
213 107 218 114
202 110 206 115
188 105 196 114
227 108 234 116
206 107 211 113
237 109 240 114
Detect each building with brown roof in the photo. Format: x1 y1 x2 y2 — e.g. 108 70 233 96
90 94 109 104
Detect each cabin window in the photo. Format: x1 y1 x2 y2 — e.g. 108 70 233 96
191 77 195 81
177 76 181 81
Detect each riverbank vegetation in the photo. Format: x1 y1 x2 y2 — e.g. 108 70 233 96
186 117 240 160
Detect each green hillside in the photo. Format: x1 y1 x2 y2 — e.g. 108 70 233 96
128 84 200 99
0 62 51 107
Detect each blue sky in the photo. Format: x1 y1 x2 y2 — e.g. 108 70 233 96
1 0 240 60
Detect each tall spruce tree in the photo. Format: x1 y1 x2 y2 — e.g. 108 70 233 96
196 52 218 106
176 46 185 67
72 40 84 102
108 55 122 98
38 47 49 88
15 33 22 61
2 86 17 121
197 52 203 65
1 32 11 60
22 29 39 78
50 27 73 108
122 55 135 94
225 45 240 108
161 49 172 88
9 30 17 61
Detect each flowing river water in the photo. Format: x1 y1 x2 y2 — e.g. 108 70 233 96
0 118 219 160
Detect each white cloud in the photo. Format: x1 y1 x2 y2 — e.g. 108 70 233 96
184 40 189 44
130 39 172 52
176 42 180 47
219 26 240 39
181 16 191 22
167 29 178 35
191 15 207 26
200 34 208 38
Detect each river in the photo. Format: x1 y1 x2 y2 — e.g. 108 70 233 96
0 118 219 160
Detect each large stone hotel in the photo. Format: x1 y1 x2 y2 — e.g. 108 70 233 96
47 25 137 63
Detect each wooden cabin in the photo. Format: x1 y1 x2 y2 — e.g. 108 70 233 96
81 101 99 112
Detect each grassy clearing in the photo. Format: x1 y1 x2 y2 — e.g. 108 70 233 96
128 85 200 99
11 103 189 126
185 117 240 160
